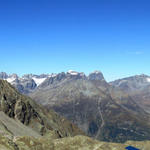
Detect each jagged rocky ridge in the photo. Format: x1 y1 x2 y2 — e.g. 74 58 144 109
0 70 105 94
0 72 51 94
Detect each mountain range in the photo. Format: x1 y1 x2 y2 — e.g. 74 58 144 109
0 70 105 94
1 71 150 143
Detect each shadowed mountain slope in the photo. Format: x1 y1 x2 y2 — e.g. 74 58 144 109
0 79 83 140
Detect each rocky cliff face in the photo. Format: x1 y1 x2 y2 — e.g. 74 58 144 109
88 71 105 80
0 79 83 139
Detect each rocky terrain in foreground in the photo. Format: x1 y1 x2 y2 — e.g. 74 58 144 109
0 134 150 150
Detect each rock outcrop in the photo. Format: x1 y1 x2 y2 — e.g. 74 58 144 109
0 79 83 139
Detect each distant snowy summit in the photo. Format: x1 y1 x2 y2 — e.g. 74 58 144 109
0 70 105 94
88 70 104 80
67 70 79 75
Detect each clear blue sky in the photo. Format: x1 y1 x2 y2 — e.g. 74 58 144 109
0 0 150 81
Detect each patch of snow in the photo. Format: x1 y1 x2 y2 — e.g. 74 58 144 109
67 70 79 75
32 77 46 86
20 77 26 81
94 71 101 74
90 70 101 74
49 73 57 78
147 78 150 82
6 77 16 83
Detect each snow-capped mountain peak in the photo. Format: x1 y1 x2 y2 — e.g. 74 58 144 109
0 71 105 94
67 70 79 75
92 70 102 74
88 70 104 81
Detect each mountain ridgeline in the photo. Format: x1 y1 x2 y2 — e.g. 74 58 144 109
0 71 106 94
110 74 150 113
1 71 150 143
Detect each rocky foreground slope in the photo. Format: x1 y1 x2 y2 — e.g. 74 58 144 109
0 79 83 139
0 135 150 150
